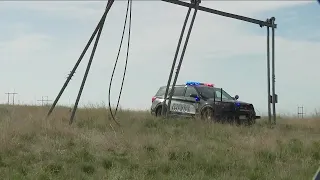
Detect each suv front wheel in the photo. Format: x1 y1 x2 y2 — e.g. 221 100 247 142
201 107 214 121
245 115 256 126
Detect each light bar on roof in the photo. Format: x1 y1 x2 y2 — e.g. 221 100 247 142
186 81 214 87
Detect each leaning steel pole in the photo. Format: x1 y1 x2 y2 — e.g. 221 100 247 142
161 7 192 116
47 0 114 117
271 17 276 124
167 0 200 117
69 27 104 124
266 18 271 125
69 1 113 124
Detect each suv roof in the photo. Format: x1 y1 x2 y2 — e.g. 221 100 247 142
160 84 217 88
155 84 219 97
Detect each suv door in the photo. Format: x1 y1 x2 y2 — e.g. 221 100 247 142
183 86 200 116
167 86 187 116
214 88 233 117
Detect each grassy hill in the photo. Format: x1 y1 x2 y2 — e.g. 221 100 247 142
0 105 319 180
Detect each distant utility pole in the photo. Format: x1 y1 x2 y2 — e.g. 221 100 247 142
5 93 10 104
37 96 52 106
5 92 18 105
298 106 305 119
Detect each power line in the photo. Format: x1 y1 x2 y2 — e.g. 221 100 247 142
37 96 52 106
5 92 18 105
298 105 305 119
108 0 132 126
5 93 10 104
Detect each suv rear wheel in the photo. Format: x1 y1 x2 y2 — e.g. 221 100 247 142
155 106 168 117
155 106 162 117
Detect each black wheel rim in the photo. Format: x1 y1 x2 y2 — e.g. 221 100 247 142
203 108 213 121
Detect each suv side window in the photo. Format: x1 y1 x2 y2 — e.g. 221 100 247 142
184 86 198 97
155 86 171 96
215 89 232 100
172 86 186 97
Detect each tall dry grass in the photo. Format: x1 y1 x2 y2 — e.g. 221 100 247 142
0 104 319 180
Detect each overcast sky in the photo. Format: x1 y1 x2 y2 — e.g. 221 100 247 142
0 1 319 116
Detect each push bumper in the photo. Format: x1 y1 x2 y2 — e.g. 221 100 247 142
234 110 259 120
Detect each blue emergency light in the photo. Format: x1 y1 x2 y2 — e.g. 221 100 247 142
186 81 214 87
186 81 201 86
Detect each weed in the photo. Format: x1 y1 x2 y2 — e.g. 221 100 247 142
0 105 319 180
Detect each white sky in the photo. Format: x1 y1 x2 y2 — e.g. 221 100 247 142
0 1 319 116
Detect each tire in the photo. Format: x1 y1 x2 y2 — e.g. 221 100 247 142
246 116 256 126
155 105 168 117
201 107 214 121
235 117 241 126
155 106 162 117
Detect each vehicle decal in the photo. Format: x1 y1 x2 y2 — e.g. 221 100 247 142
169 101 196 114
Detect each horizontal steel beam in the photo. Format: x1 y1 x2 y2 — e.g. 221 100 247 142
161 0 277 28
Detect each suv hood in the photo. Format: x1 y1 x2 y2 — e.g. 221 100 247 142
207 98 251 105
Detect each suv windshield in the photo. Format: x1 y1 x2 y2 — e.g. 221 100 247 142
196 86 234 100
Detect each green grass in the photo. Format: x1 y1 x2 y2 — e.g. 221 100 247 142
0 104 319 180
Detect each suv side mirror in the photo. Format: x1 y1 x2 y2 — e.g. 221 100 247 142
234 95 239 100
190 94 200 101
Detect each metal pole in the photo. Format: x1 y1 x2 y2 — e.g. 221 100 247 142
69 1 112 124
5 93 9 104
70 26 104 124
266 19 271 125
161 0 276 28
161 7 192 116
45 96 52 106
12 93 17 105
213 89 216 110
37 96 43 106
167 0 200 116
271 17 276 124
47 0 114 117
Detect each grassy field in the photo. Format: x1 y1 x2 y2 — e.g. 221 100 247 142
0 105 319 180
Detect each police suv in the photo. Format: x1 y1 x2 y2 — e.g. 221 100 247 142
150 81 260 125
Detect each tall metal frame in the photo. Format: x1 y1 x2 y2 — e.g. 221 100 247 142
47 0 277 125
162 0 277 124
